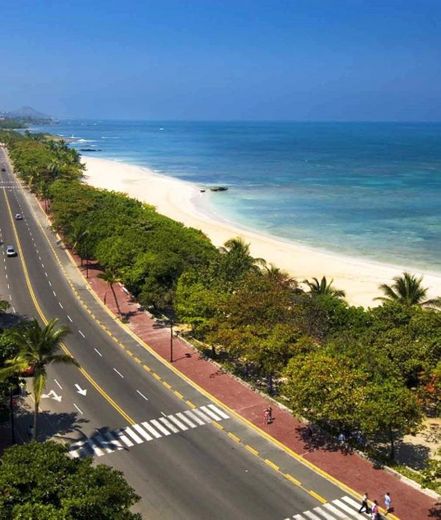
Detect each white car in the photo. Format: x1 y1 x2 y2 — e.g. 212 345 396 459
15 213 23 220
6 245 17 257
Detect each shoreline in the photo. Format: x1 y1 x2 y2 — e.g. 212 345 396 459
82 155 441 307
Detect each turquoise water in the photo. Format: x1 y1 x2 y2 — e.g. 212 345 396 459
34 121 441 271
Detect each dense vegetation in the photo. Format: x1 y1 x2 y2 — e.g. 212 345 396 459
2 131 441 482
0 442 141 519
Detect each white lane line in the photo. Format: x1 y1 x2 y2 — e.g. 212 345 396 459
67 315 73 322
52 290 57 297
5 273 7 279
332 500 360 519
73 403 83 415
150 419 171 436
9 295 12 301
159 416 179 433
113 368 124 378
124 427 143 444
44 272 48 277
136 389 148 401
132 423 152 441
48 280 52 286
141 421 162 439
7 283 9 289
302 511 321 520
207 403 230 420
78 329 85 338
54 379 63 390
58 302 63 309
94 347 102 357
12 306 16 313
41 263 44 268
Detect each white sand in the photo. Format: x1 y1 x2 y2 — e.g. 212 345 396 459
82 156 441 307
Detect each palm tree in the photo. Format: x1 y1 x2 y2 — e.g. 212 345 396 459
218 237 266 282
303 276 346 299
0 319 77 440
98 268 122 317
376 272 440 307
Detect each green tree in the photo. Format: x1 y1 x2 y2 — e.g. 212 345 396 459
0 319 78 440
303 276 346 299
98 268 122 317
283 351 367 431
376 272 440 307
358 380 422 459
0 441 141 519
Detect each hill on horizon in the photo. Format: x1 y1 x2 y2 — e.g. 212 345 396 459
1 105 53 122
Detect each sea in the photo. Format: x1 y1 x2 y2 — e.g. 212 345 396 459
32 120 441 273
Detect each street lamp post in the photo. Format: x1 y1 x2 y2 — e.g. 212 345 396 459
9 386 15 444
169 321 174 363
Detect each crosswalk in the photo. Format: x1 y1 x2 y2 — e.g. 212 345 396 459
69 403 230 459
286 495 369 520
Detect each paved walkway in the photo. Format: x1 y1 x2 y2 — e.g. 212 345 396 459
78 258 440 520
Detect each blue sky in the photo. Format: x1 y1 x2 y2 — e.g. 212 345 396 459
1 0 440 120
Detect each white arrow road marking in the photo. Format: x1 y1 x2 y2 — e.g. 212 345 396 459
41 389 62 402
74 384 87 396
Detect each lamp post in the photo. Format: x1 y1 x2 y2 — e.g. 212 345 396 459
9 386 16 444
169 320 174 363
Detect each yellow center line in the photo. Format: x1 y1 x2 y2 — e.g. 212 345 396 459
3 187 135 425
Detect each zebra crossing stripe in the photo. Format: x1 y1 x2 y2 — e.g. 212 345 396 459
200 405 223 421
94 433 114 453
192 408 213 423
141 421 162 439
183 409 206 425
208 404 229 420
288 495 370 520
341 496 361 509
132 423 153 441
176 412 197 428
322 503 347 518
333 499 361 519
124 427 143 444
159 417 179 433
115 429 134 447
150 419 172 436
167 414 188 431
69 403 230 459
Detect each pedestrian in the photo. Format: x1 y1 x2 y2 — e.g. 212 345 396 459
371 500 379 520
358 492 369 514
264 406 272 424
384 492 392 515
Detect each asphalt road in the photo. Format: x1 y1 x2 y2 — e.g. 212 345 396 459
0 146 364 520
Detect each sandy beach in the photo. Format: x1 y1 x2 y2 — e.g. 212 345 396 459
82 156 441 307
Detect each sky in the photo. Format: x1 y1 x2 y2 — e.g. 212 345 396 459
0 0 440 121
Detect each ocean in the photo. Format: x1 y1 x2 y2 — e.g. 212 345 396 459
33 120 441 272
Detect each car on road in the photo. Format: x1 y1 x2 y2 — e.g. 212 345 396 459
15 213 23 220
6 245 17 257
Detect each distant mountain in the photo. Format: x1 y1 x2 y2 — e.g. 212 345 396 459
1 106 53 123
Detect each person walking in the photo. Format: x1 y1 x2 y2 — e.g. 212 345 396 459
358 492 369 514
384 492 392 515
371 500 379 520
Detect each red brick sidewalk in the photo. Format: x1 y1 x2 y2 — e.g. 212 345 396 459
74 256 439 520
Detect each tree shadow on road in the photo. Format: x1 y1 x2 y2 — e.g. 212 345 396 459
429 502 441 518
14 407 89 444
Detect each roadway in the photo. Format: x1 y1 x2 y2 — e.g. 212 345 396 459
0 146 366 520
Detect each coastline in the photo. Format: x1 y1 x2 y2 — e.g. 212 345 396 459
82 155 441 307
